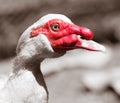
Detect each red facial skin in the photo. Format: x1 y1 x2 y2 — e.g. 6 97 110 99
30 19 94 51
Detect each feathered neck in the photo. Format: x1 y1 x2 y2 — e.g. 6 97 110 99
13 48 49 93
12 34 64 100
12 34 55 97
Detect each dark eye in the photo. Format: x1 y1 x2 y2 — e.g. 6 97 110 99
51 24 60 31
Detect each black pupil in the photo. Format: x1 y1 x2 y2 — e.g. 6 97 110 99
52 24 60 31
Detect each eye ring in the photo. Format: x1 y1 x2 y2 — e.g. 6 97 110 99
51 24 60 31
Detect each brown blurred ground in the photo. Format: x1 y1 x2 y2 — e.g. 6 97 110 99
46 68 120 103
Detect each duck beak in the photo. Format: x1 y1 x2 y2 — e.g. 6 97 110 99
75 38 106 52
69 24 106 52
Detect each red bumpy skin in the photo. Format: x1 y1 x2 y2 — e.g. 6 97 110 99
30 19 95 51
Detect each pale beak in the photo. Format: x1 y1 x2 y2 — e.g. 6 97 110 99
76 38 106 52
69 24 106 52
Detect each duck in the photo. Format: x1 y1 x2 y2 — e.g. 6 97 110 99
0 14 105 103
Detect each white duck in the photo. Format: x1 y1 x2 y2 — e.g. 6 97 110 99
0 14 105 103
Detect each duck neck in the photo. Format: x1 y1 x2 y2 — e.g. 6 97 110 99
12 35 58 98
13 54 48 94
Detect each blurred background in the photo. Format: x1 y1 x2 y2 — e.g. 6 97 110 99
0 0 120 103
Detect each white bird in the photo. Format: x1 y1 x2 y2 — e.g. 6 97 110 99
0 14 105 103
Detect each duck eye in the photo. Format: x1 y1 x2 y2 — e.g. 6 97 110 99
51 24 60 31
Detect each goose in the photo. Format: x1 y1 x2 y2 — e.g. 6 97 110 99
0 14 105 103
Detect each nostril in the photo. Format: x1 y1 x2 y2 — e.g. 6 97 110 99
77 34 86 40
81 36 86 40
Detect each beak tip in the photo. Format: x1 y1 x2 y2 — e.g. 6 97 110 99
99 45 106 53
98 45 106 53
